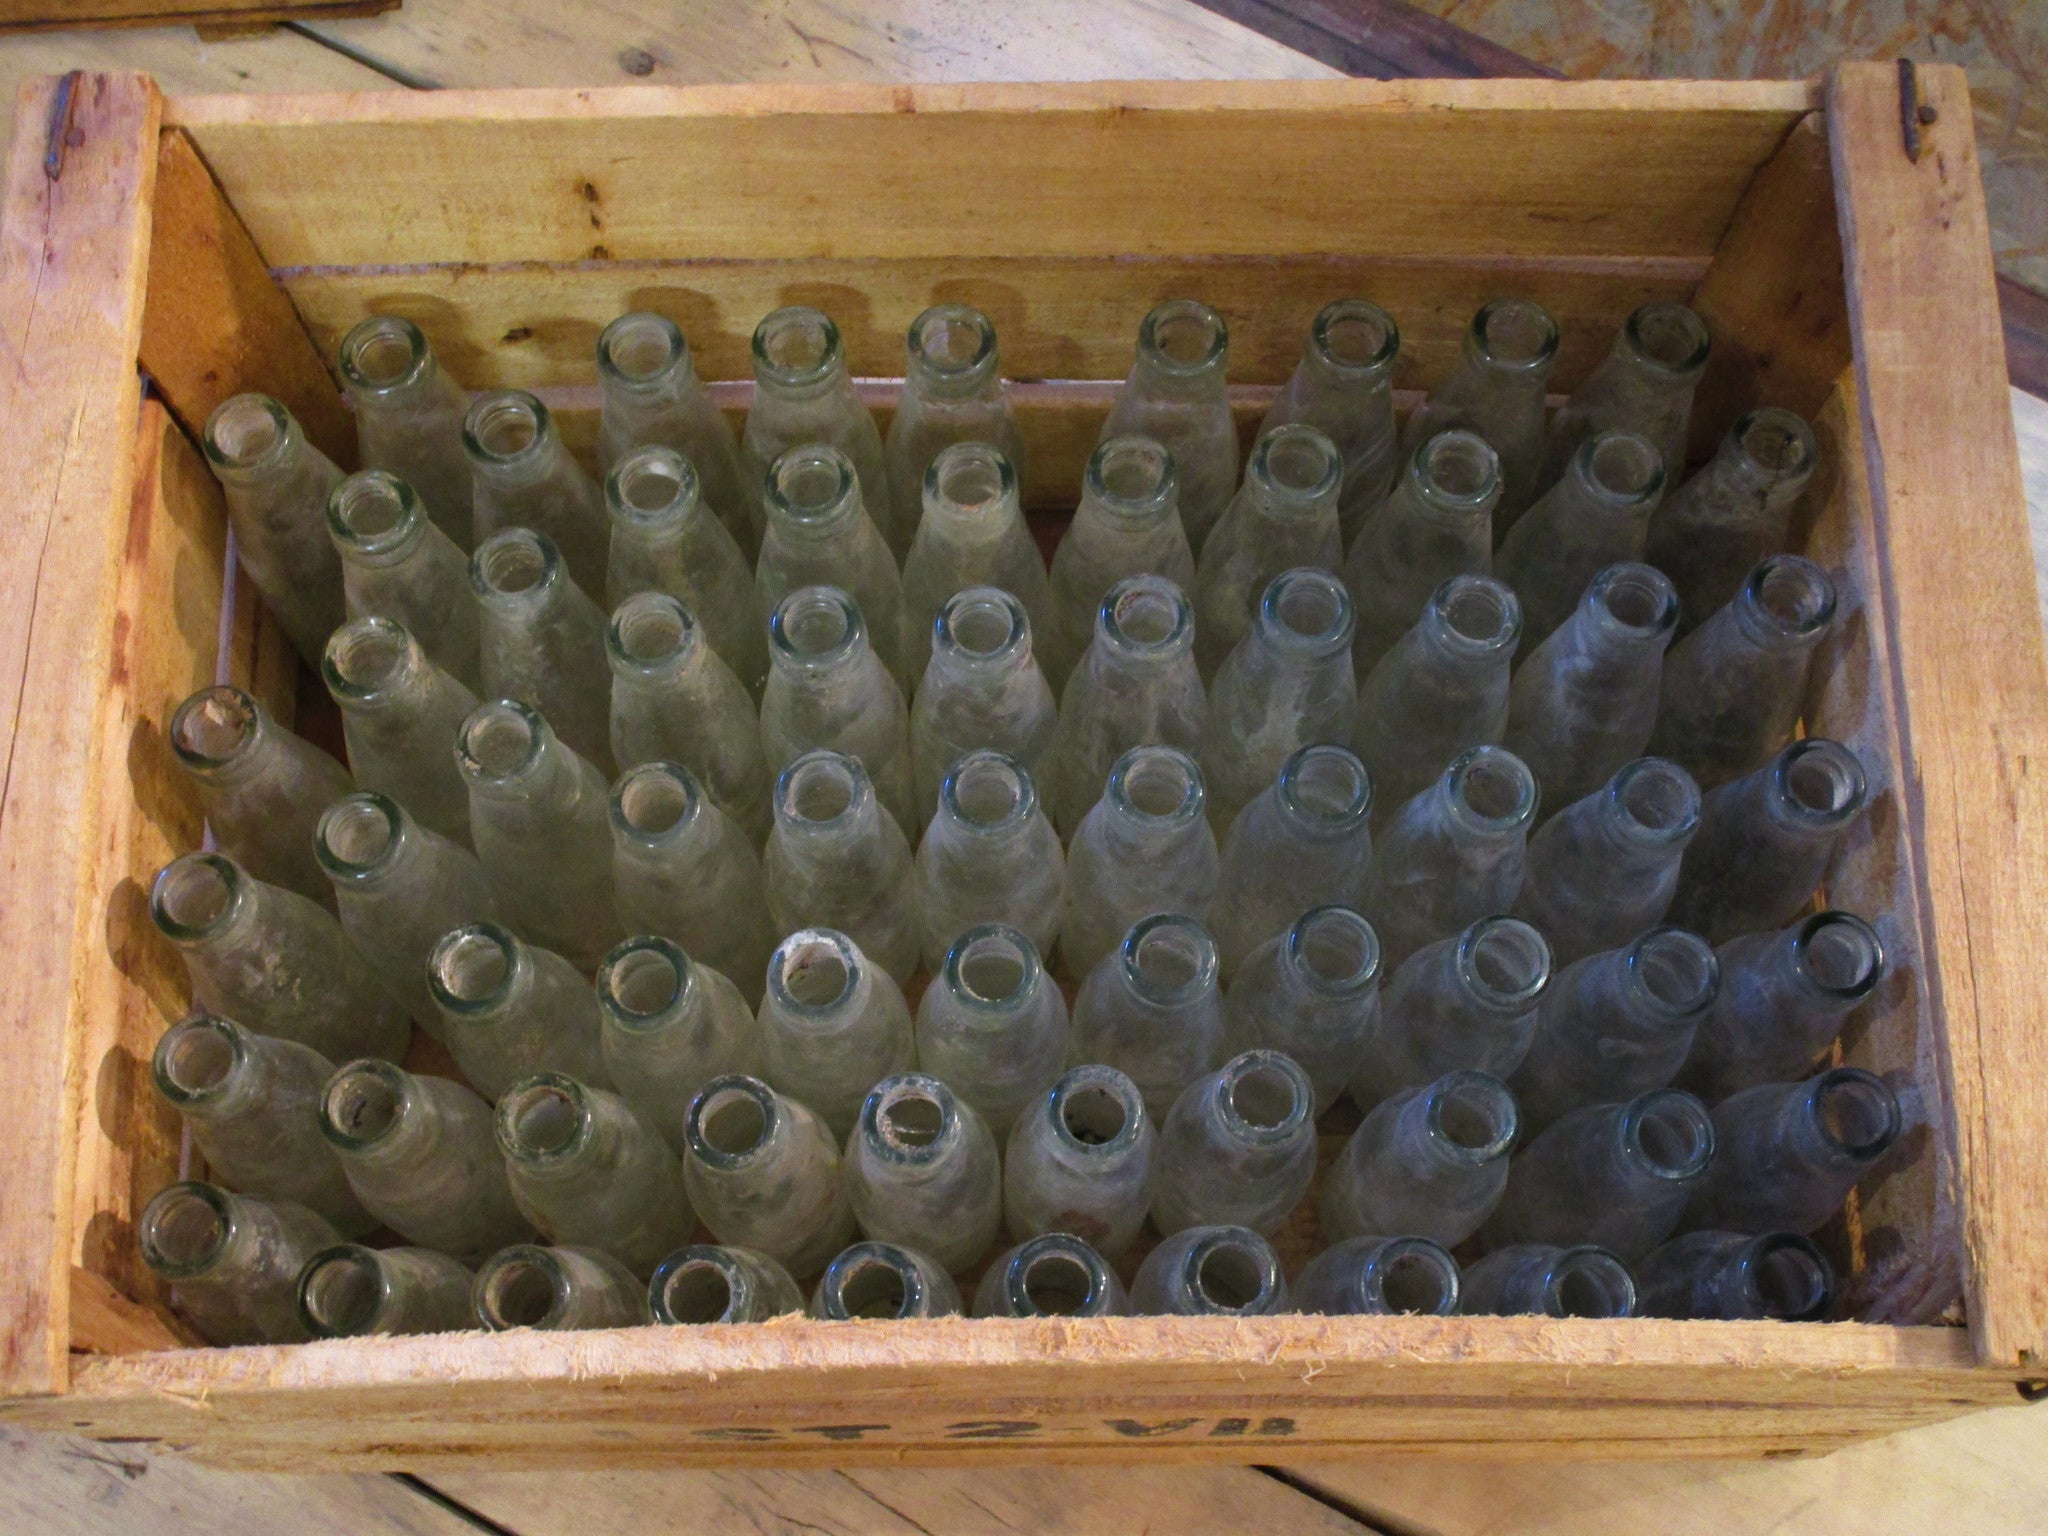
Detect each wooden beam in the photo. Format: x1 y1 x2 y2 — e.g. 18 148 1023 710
68 1266 197 1356
0 0 396 31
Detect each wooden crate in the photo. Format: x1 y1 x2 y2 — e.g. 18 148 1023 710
0 66 2043 1469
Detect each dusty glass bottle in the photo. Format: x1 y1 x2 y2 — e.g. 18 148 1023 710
607 590 770 840
1099 299 1237 555
1667 737 1869 942
756 928 915 1141
455 699 623 968
900 443 1052 684
1003 1063 1156 1258
1509 927 1720 1134
743 306 889 537
1543 303 1712 492
844 1073 1003 1274
1649 554 1838 788
1259 299 1402 544
297 1244 475 1338
915 925 1070 1139
1343 429 1504 678
150 851 409 1063
1068 914 1226 1122
138 1182 340 1346
1350 917 1549 1110
1129 1225 1288 1317
764 749 920 983
1192 425 1345 677
1459 1244 1637 1318
463 390 611 599
596 935 760 1154
1643 406 1819 631
202 392 347 664
972 1233 1129 1318
1688 1067 1901 1235
1496 430 1667 654
322 616 478 844
1503 562 1679 815
1295 1235 1462 1317
427 922 612 1099
1511 756 1700 965
1150 1049 1317 1237
168 683 353 907
320 1057 532 1261
909 587 1058 827
679 1074 854 1278
1058 745 1219 979
756 443 906 682
809 1241 963 1319
327 469 481 689
1636 1229 1836 1321
650 1245 805 1325
338 315 474 548
1224 906 1382 1114
1197 566 1358 834
880 303 1027 561
471 526 616 776
610 761 775 1004
1321 1070 1518 1247
916 752 1064 971
1401 297 1560 525
473 1244 648 1331
604 445 767 697
151 1014 370 1234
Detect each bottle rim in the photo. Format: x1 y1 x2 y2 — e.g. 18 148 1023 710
922 439 1019 521
1309 298 1401 381
765 927 864 1017
1084 434 1178 520
314 791 407 881
1604 756 1701 848
1468 297 1560 376
774 749 874 835
1453 916 1551 1010
1733 553 1837 647
494 1072 597 1166
149 851 246 944
461 390 554 469
1118 913 1218 1008
1582 562 1680 642
1617 1088 1716 1182
1425 574 1522 658
1408 428 1502 515
596 934 695 1032
138 1180 236 1279
1621 925 1721 1021
319 1056 416 1152
752 305 844 388
339 314 433 396
1442 744 1539 836
427 921 523 1017
1273 743 1374 833
906 303 999 384
455 699 550 786
1621 302 1712 380
1735 1232 1836 1321
605 443 702 529
1212 1049 1314 1148
168 684 264 775
608 760 705 845
607 589 701 675
321 614 421 705
1136 298 1228 378
1789 910 1885 1002
858 1072 965 1169
1420 1069 1520 1165
202 392 295 475
475 1244 574 1331
1284 905 1383 1000
296 1243 394 1339
650 1245 755 1326
1247 424 1343 513
763 443 860 526
469 526 564 607
1730 406 1818 484
1571 430 1666 508
816 1241 930 1320
1536 1245 1637 1318
933 586 1030 669
769 584 865 672
1178 1225 1282 1315
597 310 688 390
1002 1233 1117 1318
1804 1066 1902 1162
1767 738 1868 830
150 1013 247 1109
938 749 1039 837
1096 573 1194 659
1254 567 1355 658
1356 1235 1461 1316
326 468 429 558
941 924 1043 1015
682 1073 782 1172
1045 1064 1148 1158
1105 744 1205 829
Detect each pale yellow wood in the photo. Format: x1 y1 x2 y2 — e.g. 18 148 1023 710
69 1266 196 1355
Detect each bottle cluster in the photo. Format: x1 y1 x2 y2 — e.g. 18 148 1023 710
139 294 1884 1341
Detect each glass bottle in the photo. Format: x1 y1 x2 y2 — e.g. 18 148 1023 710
678 1073 853 1279
1350 917 1549 1110
881 303 1027 562
322 616 478 844
1636 1229 1836 1321
1129 1225 1288 1317
151 1014 370 1235
596 935 760 1154
607 590 769 840
1321 1070 1518 1247
1687 1067 1902 1235
455 699 623 969
150 852 409 1064
844 1072 1003 1274
1502 562 1679 815
462 390 611 600
756 444 906 683
1042 435 1195 692
743 306 889 540
1209 743 1375 980
1150 1049 1317 1237
1069 914 1226 1122
757 927 914 1141
604 445 766 697
1003 1063 1156 1259
1511 756 1701 965
1543 302 1711 492
1343 429 1503 678
1099 299 1238 555
1057 745 1219 980
900 442 1052 684
427 922 612 1100
915 925 1070 1139
1224 905 1382 1114
1259 298 1402 545
202 392 346 665
319 1057 532 1261
327 469 481 689
1649 554 1838 788
1459 1244 1637 1318
764 749 920 983
1509 927 1720 1135
1401 297 1559 526
909 587 1058 828
1043 573 1207 838
1495 430 1667 654
596 310 756 558
810 1241 962 1319
1294 1234 1462 1317
1643 406 1819 631
972 1233 1129 1318
1197 566 1358 834
338 315 474 549
297 1243 475 1338
471 526 616 776
610 761 775 1004
1667 738 1869 943
473 1244 648 1331
916 750 1064 970
650 1244 805 1325
137 1181 339 1346
1483 1089 1715 1262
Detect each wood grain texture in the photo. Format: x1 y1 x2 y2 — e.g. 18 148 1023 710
1182 0 1557 80
69 1267 196 1356
0 0 396 31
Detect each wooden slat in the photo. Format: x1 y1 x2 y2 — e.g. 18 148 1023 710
68 1266 196 1356
1182 0 1558 80
0 0 395 27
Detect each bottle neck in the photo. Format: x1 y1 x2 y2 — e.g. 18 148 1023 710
764 931 873 1039
322 1062 444 1169
323 620 441 718
204 395 310 492
858 1076 968 1187
1395 1071 1519 1176
465 396 571 490
498 1078 618 1184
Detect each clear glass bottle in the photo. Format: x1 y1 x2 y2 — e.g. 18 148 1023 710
1543 303 1711 494
743 306 889 542
607 590 769 840
1350 917 1549 1111
151 1014 370 1235
809 1241 962 1319
1649 554 1838 788
297 1243 475 1338
1511 756 1700 965
1635 1229 1836 1321
1401 297 1559 526
1495 430 1666 654
909 587 1058 828
320 1057 532 1261
427 922 612 1100
604 445 766 697
649 1244 806 1325
473 1243 648 1331
327 469 481 689
1509 927 1720 1135
321 616 478 845
455 699 623 969
915 925 1070 1139
1150 1049 1317 1237
462 390 610 599
1224 905 1382 1114
137 1181 339 1346
881 303 1027 562
1459 1244 1637 1318
1197 566 1358 834
1042 435 1195 692
1688 1067 1902 1235
1003 1063 1156 1259
900 442 1052 685
1343 429 1503 678
757 927 914 1141
1129 1225 1288 1317
1321 1071 1518 1247
1043 573 1207 838
1643 406 1819 631
972 1233 1129 1318
202 392 347 665
338 315 474 549
1667 738 1869 943
1259 299 1402 545
764 749 920 983
1099 299 1238 555
1294 1234 1462 1317
610 761 775 1004
1057 745 1219 980
471 526 616 777
1068 914 1226 1122
915 751 1064 970
1502 562 1679 816
844 1072 1002 1274
756 443 906 683
150 851 409 1064
678 1073 853 1279
596 935 760 1154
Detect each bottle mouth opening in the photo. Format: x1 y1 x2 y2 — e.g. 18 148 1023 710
1051 1068 1143 1153
611 761 700 840
1627 927 1721 1018
1623 302 1712 378
777 750 867 829
1219 1051 1312 1142
340 315 431 394
203 393 291 471
770 929 859 1013
497 1076 592 1163
1412 429 1501 509
463 392 548 464
1312 298 1400 376
1099 575 1193 656
457 701 545 783
1794 912 1885 999
598 938 689 1023
1109 745 1204 825
1139 298 1228 374
908 303 998 378
429 923 517 1013
1011 1238 1107 1316
1456 917 1550 1009
470 528 558 603
1744 1234 1836 1321
1371 1239 1461 1315
1121 913 1218 1004
1188 1230 1278 1314
1446 746 1538 833
477 1247 568 1330
1588 563 1680 638
139 1182 232 1277
1622 1089 1716 1180
153 1016 242 1105
150 853 241 941
862 1074 955 1163
945 925 1038 1011
608 591 697 670
1734 407 1818 481
753 306 842 385
654 1254 742 1325
770 585 863 666
597 311 685 385
1471 297 1560 372
765 445 858 523
686 1075 777 1166
1812 1068 1901 1160
924 440 1016 516
298 1246 388 1338
1275 744 1373 831
825 1246 922 1319
608 446 699 526
316 793 403 877
1251 424 1343 506
323 616 415 702
169 685 260 771
935 587 1028 663
1774 739 1868 827
1258 567 1354 654
1432 575 1522 655
942 750 1036 833
1425 1070 1519 1162
1741 554 1837 638
1613 757 1701 844
320 1059 408 1149
1543 1248 1637 1318
1288 906 1382 998
328 470 423 552
1579 432 1666 504
1087 434 1177 515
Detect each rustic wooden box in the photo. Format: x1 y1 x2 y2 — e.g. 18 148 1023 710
0 65 2043 1470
